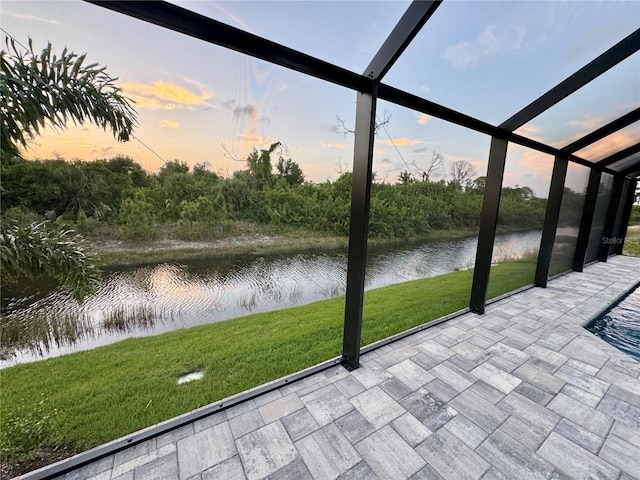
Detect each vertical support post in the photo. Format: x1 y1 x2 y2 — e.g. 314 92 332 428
342 87 377 370
535 157 568 287
614 178 637 255
470 136 509 314
598 175 625 261
573 169 601 272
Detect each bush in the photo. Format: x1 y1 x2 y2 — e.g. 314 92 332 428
119 192 157 241
0 206 41 227
0 397 59 465
629 206 640 225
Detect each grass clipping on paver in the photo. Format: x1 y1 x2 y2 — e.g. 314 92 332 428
0 262 534 473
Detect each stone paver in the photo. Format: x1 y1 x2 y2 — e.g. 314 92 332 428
42 257 640 480
236 422 297 480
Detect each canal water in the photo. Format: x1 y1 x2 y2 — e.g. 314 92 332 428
1 231 542 366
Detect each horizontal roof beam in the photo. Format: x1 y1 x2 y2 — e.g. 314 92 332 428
86 0 371 92
597 143 640 168
500 29 640 132
364 0 440 83
621 163 640 176
377 83 619 174
561 107 640 153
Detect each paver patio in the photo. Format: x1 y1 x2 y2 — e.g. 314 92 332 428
29 255 640 480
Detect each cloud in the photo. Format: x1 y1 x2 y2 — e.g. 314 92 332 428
417 113 430 125
575 130 637 162
374 149 385 155
237 133 273 149
322 143 348 150
555 114 638 157
518 148 553 170
321 124 342 134
379 138 425 147
90 146 115 156
210 2 252 31
442 24 526 69
6 12 61 25
162 120 180 128
568 119 600 131
233 104 257 117
379 158 392 165
123 81 213 110
413 147 428 154
514 124 543 142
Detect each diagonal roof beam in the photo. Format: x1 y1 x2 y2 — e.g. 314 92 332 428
377 83 619 174
561 107 640 153
86 1 370 91
500 29 640 132
622 167 640 177
364 0 441 83
597 143 640 168
621 162 640 176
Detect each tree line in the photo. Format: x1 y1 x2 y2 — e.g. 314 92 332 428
0 143 570 242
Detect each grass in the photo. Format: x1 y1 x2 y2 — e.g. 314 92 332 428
0 261 534 475
95 234 349 266
623 226 640 257
92 227 485 267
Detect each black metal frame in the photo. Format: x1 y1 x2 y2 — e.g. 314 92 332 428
23 1 640 478
342 88 377 370
83 0 640 364
573 170 603 271
500 29 640 131
470 136 509 313
597 143 640 168
561 108 640 153
598 175 626 261
615 179 638 255
535 157 569 287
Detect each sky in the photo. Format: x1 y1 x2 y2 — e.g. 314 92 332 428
2 0 639 197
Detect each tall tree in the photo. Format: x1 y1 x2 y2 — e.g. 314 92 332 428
0 37 136 299
247 142 280 190
275 157 304 185
449 160 477 190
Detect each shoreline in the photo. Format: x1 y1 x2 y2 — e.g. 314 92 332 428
92 227 485 267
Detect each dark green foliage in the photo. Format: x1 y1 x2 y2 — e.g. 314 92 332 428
1 148 550 242
0 38 139 304
0 221 100 301
276 157 304 185
1 156 144 220
497 186 547 230
246 143 279 190
627 205 639 225
118 192 157 241
0 397 59 466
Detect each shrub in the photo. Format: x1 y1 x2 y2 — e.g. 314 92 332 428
0 397 59 465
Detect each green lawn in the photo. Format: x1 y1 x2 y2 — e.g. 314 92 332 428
623 227 640 257
0 261 534 473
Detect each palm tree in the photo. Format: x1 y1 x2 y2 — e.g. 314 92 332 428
0 37 137 300
1 37 136 158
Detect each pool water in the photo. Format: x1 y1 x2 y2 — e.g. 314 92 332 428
587 286 640 362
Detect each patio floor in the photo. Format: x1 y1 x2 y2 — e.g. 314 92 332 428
45 255 640 480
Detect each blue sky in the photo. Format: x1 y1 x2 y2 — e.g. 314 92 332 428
2 0 638 196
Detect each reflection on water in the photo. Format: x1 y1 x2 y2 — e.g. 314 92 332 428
1 231 541 365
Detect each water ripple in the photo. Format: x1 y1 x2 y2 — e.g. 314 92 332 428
2 231 541 365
